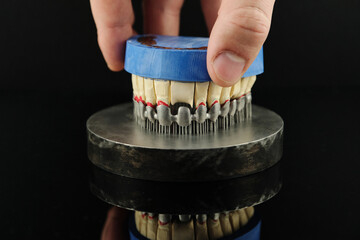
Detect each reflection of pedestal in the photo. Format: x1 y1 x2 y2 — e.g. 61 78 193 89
87 102 283 239
90 162 281 214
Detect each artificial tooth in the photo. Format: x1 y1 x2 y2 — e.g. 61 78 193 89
135 211 142 231
207 213 224 240
139 212 148 236
245 206 255 219
137 76 145 102
237 209 249 227
195 82 209 108
230 80 242 99
170 81 195 107
239 77 250 97
132 74 139 99
245 76 257 93
229 211 240 232
207 82 222 108
172 218 195 240
154 80 170 107
157 214 171 240
147 213 158 240
220 213 233 236
195 215 209 240
144 78 156 107
220 87 231 105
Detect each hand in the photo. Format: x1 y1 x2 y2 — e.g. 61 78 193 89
101 207 130 240
90 0 275 87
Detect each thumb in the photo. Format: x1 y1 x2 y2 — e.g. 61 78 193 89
207 0 275 87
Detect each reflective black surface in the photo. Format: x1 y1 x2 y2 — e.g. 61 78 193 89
2 85 360 239
90 162 281 214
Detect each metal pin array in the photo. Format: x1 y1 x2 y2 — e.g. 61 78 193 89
133 93 253 135
136 209 253 224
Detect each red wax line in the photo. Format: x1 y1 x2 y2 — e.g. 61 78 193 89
158 221 168 226
148 216 154 220
210 100 219 108
221 99 229 107
157 100 169 107
147 102 155 108
196 102 206 109
139 96 146 105
236 94 246 100
141 214 146 218
134 96 146 105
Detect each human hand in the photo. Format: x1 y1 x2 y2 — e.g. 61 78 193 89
90 0 275 87
101 207 130 240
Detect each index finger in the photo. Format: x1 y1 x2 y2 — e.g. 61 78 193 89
90 0 135 71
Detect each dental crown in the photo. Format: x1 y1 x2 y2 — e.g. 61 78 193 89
124 35 264 134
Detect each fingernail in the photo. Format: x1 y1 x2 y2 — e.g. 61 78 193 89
212 51 245 84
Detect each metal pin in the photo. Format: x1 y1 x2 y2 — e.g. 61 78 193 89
210 213 220 221
179 214 191 222
196 214 207 223
158 214 171 224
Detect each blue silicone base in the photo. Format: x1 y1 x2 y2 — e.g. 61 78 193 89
129 213 261 240
125 35 264 82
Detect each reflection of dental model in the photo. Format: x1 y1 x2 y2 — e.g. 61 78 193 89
134 207 255 240
132 75 257 134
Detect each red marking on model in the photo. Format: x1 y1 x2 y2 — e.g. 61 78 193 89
134 96 146 105
157 100 169 107
148 215 154 220
236 94 246 100
158 221 168 226
221 99 229 107
147 102 155 108
210 100 219 108
141 213 146 218
196 102 206 109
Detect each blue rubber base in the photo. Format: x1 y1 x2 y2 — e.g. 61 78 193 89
129 213 261 240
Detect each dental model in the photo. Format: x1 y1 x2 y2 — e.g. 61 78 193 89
125 35 263 134
124 35 265 240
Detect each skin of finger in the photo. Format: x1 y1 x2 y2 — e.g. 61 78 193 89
206 0 275 87
143 0 184 35
90 0 135 71
101 207 130 240
200 0 222 33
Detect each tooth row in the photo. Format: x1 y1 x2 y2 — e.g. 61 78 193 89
134 207 255 240
133 94 252 134
132 75 256 109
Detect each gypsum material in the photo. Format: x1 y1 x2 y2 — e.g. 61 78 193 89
133 93 252 134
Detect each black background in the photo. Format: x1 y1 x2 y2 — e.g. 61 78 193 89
1 0 359 239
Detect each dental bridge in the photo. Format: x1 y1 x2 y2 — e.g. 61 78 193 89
87 35 284 240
